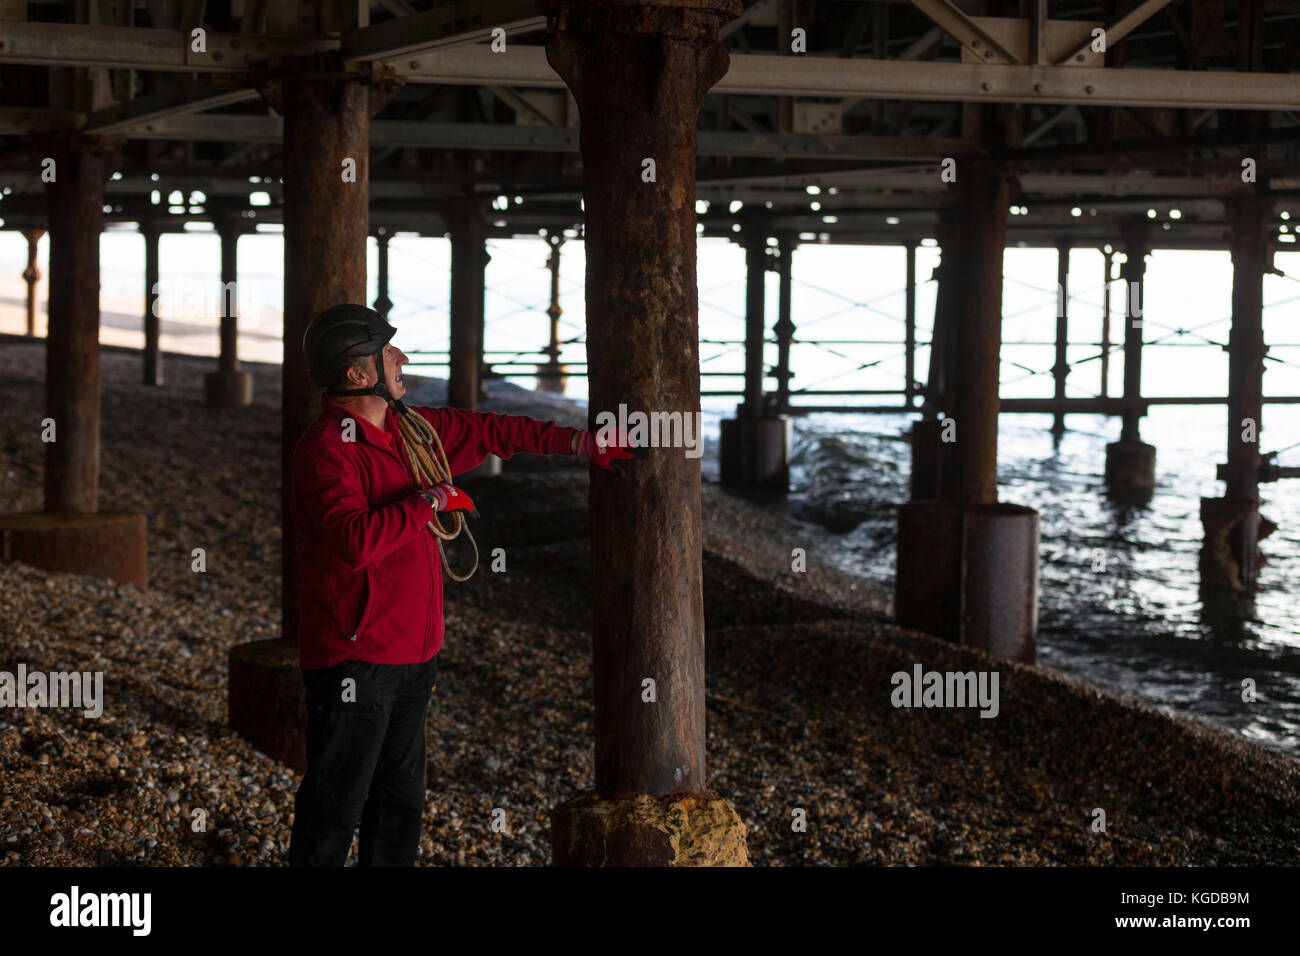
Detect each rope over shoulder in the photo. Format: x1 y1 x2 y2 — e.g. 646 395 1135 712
389 399 479 582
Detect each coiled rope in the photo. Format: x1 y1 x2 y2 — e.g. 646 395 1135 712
389 400 479 582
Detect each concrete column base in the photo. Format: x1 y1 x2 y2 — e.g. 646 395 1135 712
458 453 502 481
1199 497 1276 595
536 366 568 394
228 639 307 773
1104 440 1156 494
896 500 1040 663
0 511 148 587
719 415 791 492
551 791 750 866
204 369 254 408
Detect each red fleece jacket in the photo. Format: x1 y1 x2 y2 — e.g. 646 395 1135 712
291 399 578 670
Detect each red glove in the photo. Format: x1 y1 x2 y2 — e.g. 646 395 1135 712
420 482 478 517
575 429 647 473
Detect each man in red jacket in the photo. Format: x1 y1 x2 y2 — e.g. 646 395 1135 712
287 303 636 866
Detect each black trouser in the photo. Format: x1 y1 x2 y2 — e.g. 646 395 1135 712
288 653 439 866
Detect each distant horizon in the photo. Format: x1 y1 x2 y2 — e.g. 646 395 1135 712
3 231 1299 411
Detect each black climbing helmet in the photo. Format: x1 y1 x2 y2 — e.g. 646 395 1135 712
304 303 397 397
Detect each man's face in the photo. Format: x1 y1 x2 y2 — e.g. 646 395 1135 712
379 343 409 400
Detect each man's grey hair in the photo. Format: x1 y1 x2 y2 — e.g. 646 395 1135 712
337 351 380 389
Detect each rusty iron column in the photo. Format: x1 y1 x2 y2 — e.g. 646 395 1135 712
1119 226 1147 443
741 218 766 415
1100 247 1113 398
542 0 749 867
949 165 1007 507
448 201 500 477
218 224 238 374
925 212 957 416
448 198 485 410
904 240 916 408
21 228 43 337
227 54 399 771
373 226 393 320
537 233 568 394
774 234 795 414
1105 222 1156 494
478 240 493 402
912 206 958 501
142 219 163 387
206 213 254 407
1201 194 1274 599
0 134 148 588
43 137 116 514
1052 240 1069 436
897 160 1039 663
721 216 790 490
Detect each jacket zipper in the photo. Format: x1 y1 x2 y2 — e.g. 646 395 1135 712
351 565 373 647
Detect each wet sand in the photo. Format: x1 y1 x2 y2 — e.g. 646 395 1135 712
1 339 1297 865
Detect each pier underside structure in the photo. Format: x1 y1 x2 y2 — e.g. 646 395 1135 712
3 0 1299 864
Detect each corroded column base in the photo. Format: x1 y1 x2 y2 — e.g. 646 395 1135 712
1104 439 1156 494
551 791 750 867
536 365 568 394
896 500 1039 663
228 639 307 773
204 369 254 408
719 415 790 492
1199 496 1275 595
0 511 148 587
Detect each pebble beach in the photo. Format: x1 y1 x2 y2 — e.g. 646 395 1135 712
1 338 1298 866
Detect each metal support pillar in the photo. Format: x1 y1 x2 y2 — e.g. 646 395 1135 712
1201 194 1274 598
373 226 393 319
912 207 958 501
1100 248 1113 398
0 133 148 589
218 225 238 375
478 241 492 402
1224 198 1270 506
228 54 400 771
206 214 254 407
44 136 116 514
950 166 1006 508
1052 240 1069 436
142 220 163 386
897 160 1038 664
721 217 790 491
926 213 957 417
543 0 749 866
774 234 795 414
1119 227 1147 444
1105 223 1156 494
21 228 43 337
904 240 917 408
741 220 766 416
537 233 568 394
448 197 485 411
